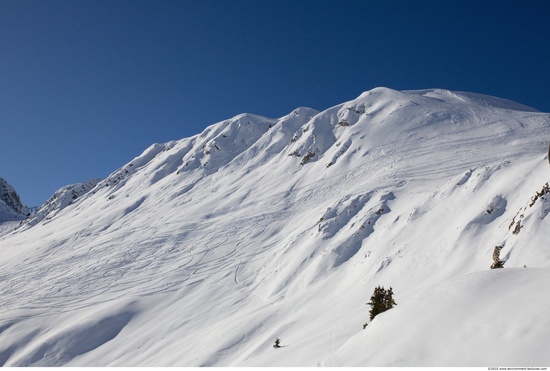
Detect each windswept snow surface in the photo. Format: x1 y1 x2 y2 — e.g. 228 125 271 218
1 88 550 366
324 268 550 367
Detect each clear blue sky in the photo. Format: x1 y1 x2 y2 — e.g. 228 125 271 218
1 0 549 206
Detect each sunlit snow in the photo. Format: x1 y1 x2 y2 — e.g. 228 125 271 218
1 88 549 366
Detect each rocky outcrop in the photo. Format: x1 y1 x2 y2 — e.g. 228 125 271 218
0 177 29 222
22 179 101 227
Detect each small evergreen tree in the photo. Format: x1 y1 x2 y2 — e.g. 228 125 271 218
367 285 397 322
384 286 396 310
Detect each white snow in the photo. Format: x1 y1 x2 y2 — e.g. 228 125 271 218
1 87 550 366
0 220 20 237
325 268 550 367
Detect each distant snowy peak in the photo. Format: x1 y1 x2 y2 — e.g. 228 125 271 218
22 179 101 228
0 177 29 222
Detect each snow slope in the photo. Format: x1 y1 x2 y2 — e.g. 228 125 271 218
325 268 550 367
1 88 550 366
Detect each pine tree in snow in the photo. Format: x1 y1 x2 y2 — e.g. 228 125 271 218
367 285 397 322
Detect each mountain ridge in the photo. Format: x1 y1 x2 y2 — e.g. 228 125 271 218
1 87 550 366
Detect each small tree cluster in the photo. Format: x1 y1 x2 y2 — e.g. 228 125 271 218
367 285 396 322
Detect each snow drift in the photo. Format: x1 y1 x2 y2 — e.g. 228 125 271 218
324 268 550 367
1 88 550 366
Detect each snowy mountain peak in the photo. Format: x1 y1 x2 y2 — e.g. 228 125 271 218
98 86 539 202
21 179 101 228
1 88 550 366
0 177 29 222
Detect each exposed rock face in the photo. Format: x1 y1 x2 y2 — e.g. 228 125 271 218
22 179 101 227
0 177 29 222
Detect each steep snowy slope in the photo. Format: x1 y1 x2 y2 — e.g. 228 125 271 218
1 88 549 366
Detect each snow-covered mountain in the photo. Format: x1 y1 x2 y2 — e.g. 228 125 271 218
20 179 101 229
0 177 29 222
1 88 550 366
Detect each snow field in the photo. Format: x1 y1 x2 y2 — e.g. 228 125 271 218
1 88 550 366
